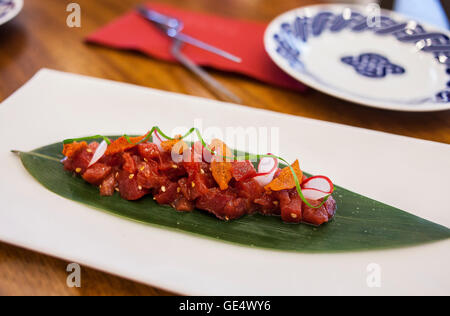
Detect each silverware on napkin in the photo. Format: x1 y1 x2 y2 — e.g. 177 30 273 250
137 6 242 103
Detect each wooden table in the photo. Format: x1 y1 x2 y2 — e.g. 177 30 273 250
0 0 448 296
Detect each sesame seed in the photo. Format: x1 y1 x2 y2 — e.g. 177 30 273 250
144 158 148 162
225 216 229 221
115 187 120 192
172 164 178 169
153 197 156 200
177 187 181 193
291 213 297 219
86 149 92 153
115 172 119 178
161 186 166 192
273 201 279 206
129 174 134 179
200 169 205 174
75 168 81 173
138 185 142 190
191 182 196 188
139 165 145 171
99 185 102 189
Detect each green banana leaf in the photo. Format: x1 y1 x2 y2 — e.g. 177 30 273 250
15 139 450 253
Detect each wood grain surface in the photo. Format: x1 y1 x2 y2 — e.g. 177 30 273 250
0 0 449 296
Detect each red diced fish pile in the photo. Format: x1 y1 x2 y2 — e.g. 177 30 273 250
62 138 336 225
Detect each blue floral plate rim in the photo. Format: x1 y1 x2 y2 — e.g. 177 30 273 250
264 4 450 112
0 0 23 26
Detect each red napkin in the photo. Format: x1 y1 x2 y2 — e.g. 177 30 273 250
86 2 308 92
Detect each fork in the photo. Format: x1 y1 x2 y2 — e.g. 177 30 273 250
138 7 242 103
171 39 241 103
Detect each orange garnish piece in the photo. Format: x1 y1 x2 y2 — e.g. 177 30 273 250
62 141 87 158
209 139 232 162
211 160 233 190
264 160 303 191
209 139 233 190
161 139 188 154
105 136 145 155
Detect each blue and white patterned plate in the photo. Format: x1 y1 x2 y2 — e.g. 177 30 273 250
264 4 450 112
0 0 23 26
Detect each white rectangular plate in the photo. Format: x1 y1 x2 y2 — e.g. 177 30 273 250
0 69 449 295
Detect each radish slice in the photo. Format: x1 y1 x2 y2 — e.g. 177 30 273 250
301 188 330 200
253 155 278 186
202 146 213 163
88 140 107 167
256 155 278 175
302 176 333 192
152 130 166 151
190 142 203 163
301 176 334 201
